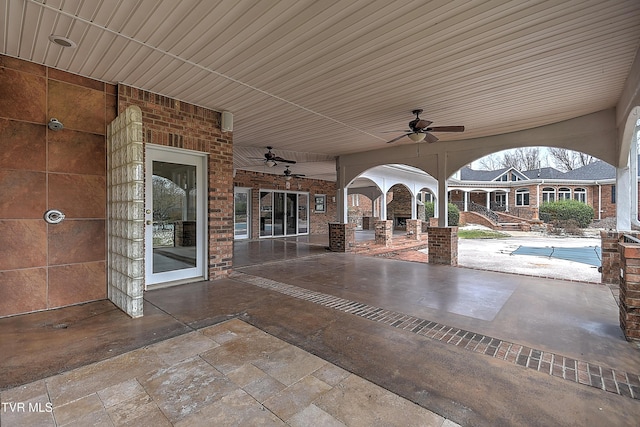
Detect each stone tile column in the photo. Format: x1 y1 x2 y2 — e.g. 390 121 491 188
406 219 423 240
618 242 640 341
427 226 458 266
374 220 393 247
328 223 356 252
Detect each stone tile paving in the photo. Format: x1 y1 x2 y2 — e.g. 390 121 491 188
231 272 640 401
0 319 456 427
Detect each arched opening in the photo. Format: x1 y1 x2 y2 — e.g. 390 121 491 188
386 183 416 230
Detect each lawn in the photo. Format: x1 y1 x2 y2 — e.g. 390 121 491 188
458 229 510 239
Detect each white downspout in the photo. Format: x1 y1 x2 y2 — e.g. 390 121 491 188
597 182 602 221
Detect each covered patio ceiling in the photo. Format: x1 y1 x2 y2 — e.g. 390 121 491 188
3 0 640 181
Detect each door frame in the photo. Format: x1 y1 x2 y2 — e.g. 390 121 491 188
144 144 208 288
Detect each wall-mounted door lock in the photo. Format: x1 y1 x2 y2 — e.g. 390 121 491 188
44 209 65 224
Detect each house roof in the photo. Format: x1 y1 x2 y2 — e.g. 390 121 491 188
460 160 621 183
562 160 616 180
459 167 510 181
521 167 566 180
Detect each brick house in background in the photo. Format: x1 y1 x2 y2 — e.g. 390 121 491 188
347 160 633 229
449 160 625 222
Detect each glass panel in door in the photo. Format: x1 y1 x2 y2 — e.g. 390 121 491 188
260 191 273 237
234 189 249 239
273 192 285 236
286 193 297 234
298 194 308 234
145 146 205 286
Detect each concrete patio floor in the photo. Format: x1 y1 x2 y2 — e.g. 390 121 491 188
1 233 639 426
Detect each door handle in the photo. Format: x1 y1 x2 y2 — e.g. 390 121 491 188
146 220 152 225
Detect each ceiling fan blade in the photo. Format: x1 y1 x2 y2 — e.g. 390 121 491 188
273 156 296 164
427 126 465 132
424 132 439 143
381 129 412 133
414 119 433 129
386 133 410 144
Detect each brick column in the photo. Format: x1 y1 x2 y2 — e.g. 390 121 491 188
406 219 423 240
328 223 356 252
601 231 623 284
374 220 393 247
427 226 458 266
619 242 640 341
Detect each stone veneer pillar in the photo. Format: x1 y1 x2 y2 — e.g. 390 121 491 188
328 223 356 252
427 226 458 266
618 242 640 341
406 219 423 240
374 220 393 247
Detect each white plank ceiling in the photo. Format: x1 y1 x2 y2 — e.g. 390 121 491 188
2 0 640 181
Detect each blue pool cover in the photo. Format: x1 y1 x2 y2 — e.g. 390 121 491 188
511 246 601 266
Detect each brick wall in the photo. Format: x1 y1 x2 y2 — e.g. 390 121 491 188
118 85 233 280
233 169 336 238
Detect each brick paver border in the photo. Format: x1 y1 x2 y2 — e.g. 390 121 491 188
231 271 640 400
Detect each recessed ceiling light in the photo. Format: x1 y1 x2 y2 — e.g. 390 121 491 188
48 35 76 48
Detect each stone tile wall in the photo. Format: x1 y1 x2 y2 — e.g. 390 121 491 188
0 55 116 317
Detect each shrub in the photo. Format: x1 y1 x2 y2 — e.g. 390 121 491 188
539 200 594 228
424 202 459 226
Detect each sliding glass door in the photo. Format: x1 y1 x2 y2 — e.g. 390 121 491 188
259 190 308 237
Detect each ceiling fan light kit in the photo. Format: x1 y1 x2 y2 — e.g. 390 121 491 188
249 146 296 167
385 109 464 144
283 166 305 180
408 132 426 142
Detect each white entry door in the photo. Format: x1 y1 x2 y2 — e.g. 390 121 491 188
145 145 207 287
